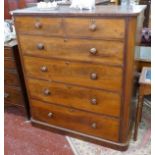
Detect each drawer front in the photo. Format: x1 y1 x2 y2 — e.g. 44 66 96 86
31 99 119 141
64 18 125 39
28 78 121 117
5 70 20 86
15 17 63 36
4 48 14 58
24 56 122 92
19 35 124 66
4 86 24 106
4 59 16 69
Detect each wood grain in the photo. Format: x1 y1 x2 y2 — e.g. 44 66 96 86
27 78 121 117
31 99 120 142
23 56 123 92
19 34 124 66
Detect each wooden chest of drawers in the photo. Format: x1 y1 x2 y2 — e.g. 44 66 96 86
4 40 30 118
13 5 146 150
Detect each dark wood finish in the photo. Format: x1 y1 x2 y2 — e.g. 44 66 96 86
134 67 151 140
4 40 30 119
13 5 146 151
31 99 120 142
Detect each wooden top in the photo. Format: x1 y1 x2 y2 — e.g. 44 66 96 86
139 67 151 85
4 39 17 48
11 5 146 17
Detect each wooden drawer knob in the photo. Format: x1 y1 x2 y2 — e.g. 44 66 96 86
4 93 9 99
48 112 53 118
37 43 44 50
90 48 97 55
40 66 48 72
90 73 97 80
91 123 97 129
90 98 97 105
35 22 42 29
43 88 51 96
89 24 97 31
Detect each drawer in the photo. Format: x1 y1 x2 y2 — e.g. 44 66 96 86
31 99 119 141
24 56 122 92
19 35 124 66
28 78 121 117
4 59 16 69
5 70 20 86
15 16 63 36
64 18 125 39
4 48 14 58
4 86 24 106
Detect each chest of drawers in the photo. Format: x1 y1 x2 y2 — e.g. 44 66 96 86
4 40 30 118
13 5 146 150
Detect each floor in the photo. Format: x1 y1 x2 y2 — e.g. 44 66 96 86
4 106 74 155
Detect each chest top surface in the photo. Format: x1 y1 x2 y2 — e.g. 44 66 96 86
12 5 146 17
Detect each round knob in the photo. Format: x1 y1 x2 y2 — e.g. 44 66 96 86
4 93 9 99
89 24 97 31
43 88 51 96
40 66 48 72
48 112 53 118
91 123 97 129
37 43 44 50
90 48 97 55
35 22 42 29
90 73 97 80
90 98 97 105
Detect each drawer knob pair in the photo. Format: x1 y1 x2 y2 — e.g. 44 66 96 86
37 43 44 50
43 88 51 96
4 93 9 99
89 24 97 31
40 66 48 72
89 48 97 55
35 22 42 29
91 123 97 129
48 112 53 118
90 73 97 80
91 98 97 105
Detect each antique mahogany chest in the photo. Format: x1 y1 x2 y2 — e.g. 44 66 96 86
4 40 30 118
12 5 146 150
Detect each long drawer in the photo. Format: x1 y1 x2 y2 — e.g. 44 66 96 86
4 48 14 58
4 70 20 86
4 86 24 106
24 56 122 92
19 35 124 66
15 17 125 39
31 99 119 141
27 78 121 117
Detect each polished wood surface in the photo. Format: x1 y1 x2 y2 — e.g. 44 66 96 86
28 78 121 117
23 56 122 92
13 6 146 150
31 99 119 142
19 35 124 66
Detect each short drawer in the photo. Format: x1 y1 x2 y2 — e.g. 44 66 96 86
31 99 119 141
64 18 125 39
4 86 24 106
4 48 14 58
5 70 20 86
28 78 121 117
24 56 122 92
19 35 124 66
4 59 16 69
15 16 63 36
